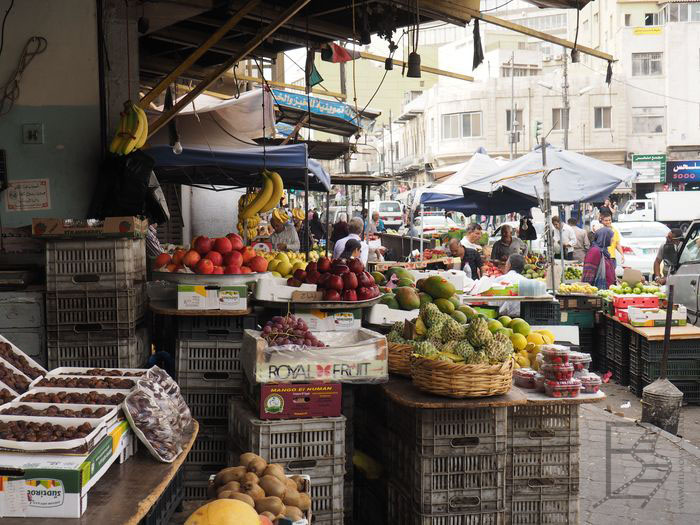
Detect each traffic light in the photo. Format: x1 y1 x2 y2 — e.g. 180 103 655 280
534 120 543 142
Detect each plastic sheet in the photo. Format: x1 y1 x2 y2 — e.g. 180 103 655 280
124 387 182 463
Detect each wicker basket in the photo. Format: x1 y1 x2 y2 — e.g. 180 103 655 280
411 355 514 398
388 342 413 377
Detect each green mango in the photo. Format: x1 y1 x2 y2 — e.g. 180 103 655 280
379 293 400 310
396 277 415 288
418 292 433 306
395 286 421 310
423 276 456 300
451 310 468 324
434 297 455 314
448 296 460 308
371 271 387 285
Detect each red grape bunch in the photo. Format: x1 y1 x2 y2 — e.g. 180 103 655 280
261 315 325 348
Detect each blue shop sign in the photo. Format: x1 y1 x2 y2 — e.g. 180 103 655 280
667 160 700 182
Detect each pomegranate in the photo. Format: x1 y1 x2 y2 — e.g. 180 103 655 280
212 266 224 275
357 271 374 288
153 253 171 269
224 265 241 274
226 233 244 251
342 289 357 301
332 264 349 275
306 270 321 284
323 289 341 301
287 277 302 287
317 257 332 273
318 272 332 288
248 255 268 273
213 237 233 255
357 286 372 301
347 258 364 274
326 274 343 292
171 249 186 266
306 262 318 273
240 266 252 274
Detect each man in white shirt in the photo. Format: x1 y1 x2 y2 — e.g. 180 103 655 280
460 222 484 251
333 218 369 265
498 254 528 317
269 212 300 251
551 216 576 260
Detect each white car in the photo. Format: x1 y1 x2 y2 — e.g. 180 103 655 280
369 201 403 229
614 221 669 277
412 215 458 233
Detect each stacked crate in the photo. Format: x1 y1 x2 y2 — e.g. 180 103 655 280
178 315 255 500
385 400 508 524
45 238 148 370
520 301 561 326
228 398 346 524
506 404 580 524
558 295 598 369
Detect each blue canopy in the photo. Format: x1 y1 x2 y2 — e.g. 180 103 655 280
458 145 637 215
149 143 331 191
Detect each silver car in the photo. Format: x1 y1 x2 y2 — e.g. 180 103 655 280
614 221 670 277
669 220 700 325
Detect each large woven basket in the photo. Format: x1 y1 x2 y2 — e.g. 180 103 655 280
411 355 513 398
388 342 413 377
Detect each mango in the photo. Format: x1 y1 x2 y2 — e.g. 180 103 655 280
434 297 455 314
395 287 421 310
396 277 415 288
451 310 468 324
379 293 400 310
418 292 433 306
371 271 386 285
423 276 456 299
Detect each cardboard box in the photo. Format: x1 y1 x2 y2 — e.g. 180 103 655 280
294 308 362 331
218 285 248 310
628 305 687 327
244 376 342 420
32 217 148 238
366 303 418 326
0 422 133 518
177 285 219 310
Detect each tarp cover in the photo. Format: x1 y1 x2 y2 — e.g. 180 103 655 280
148 143 331 191
454 145 637 215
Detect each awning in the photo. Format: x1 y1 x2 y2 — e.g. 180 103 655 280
148 143 331 191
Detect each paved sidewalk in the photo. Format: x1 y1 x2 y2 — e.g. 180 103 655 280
580 404 700 524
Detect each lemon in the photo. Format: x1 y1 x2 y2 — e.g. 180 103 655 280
511 320 531 337
276 261 292 277
270 271 282 278
268 259 280 272
275 252 290 264
527 333 545 345
515 353 530 368
510 333 528 352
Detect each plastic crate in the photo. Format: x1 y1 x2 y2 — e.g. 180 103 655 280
629 374 643 397
559 310 595 329
354 472 386 525
228 398 346 475
183 388 238 429
556 295 601 311
639 358 700 382
46 285 145 327
506 493 579 525
140 466 183 525
508 405 579 448
176 339 243 391
47 325 148 369
520 302 560 326
177 315 256 340
45 238 146 292
640 338 700 361
185 429 228 466
507 446 580 497
183 480 208 501
309 474 344 525
184 463 226 483
48 320 138 343
387 403 508 456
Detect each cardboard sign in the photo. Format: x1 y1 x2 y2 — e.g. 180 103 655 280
252 382 342 420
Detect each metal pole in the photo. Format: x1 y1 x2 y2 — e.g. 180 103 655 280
510 52 515 160
389 110 395 177
420 205 424 260
340 62 351 175
325 190 331 257
661 285 675 379
562 48 570 150
541 138 557 292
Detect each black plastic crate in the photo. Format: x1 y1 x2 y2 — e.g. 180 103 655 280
183 388 239 430
629 374 643 397
140 466 184 525
640 338 700 361
520 301 561 326
185 428 228 466
177 315 256 340
639 358 700 383
670 381 700 404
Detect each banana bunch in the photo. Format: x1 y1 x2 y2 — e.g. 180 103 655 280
109 101 148 155
292 208 306 221
239 170 284 220
237 193 261 239
272 208 289 223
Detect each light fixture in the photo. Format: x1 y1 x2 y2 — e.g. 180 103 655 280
172 141 183 155
385 57 393 70
407 51 421 78
571 49 580 63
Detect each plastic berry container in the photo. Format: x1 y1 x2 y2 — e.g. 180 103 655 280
534 373 545 393
569 351 592 372
514 368 537 389
579 373 602 394
544 379 581 398
541 363 574 381
541 345 570 365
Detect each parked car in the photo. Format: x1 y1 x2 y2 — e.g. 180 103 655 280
412 215 458 233
613 221 669 277
369 200 403 229
668 220 700 325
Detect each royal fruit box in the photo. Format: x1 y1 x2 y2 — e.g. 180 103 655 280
0 421 133 518
294 308 362 331
177 284 248 310
241 328 388 384
627 305 687 327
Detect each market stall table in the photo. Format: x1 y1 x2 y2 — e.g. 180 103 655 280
2 421 199 525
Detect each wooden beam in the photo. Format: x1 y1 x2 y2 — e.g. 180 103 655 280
139 0 261 108
146 0 311 138
359 51 474 82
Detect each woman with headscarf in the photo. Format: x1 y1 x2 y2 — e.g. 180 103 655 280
330 212 349 245
308 210 326 242
582 227 616 289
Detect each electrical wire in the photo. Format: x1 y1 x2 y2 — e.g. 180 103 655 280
208 112 258 145
480 0 517 13
0 0 14 59
0 36 47 117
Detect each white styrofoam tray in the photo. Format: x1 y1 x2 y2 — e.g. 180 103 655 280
254 275 317 302
0 334 47 380
46 367 147 378
366 303 418 326
0 379 19 399
0 414 107 453
0 356 33 393
0 401 121 428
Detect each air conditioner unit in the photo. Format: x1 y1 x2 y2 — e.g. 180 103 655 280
542 55 552 62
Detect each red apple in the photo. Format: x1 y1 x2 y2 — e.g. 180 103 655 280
327 274 343 292
306 262 318 273
342 289 357 301
342 272 358 290
241 246 256 264
332 264 349 275
193 236 212 255
248 256 268 273
205 251 223 266
195 259 214 275
224 265 241 274
240 266 252 274
171 249 186 266
318 257 332 273
223 251 243 267
287 277 302 287
306 270 322 284
165 263 180 273
293 269 307 282
213 237 233 255
153 253 171 269
183 250 201 269
347 258 364 274
323 289 341 301
212 266 224 275
357 286 372 301
226 233 244 251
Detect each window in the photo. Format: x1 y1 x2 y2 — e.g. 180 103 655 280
506 109 523 131
632 52 663 76
632 107 665 134
679 224 700 265
692 3 700 21
379 202 401 213
645 12 659 25
441 112 482 139
625 14 631 26
594 107 611 129
552 108 568 131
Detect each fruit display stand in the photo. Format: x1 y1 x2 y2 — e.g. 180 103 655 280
1 421 199 525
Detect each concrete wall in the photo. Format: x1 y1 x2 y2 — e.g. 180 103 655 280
0 0 101 227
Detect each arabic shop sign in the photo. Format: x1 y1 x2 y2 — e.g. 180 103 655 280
632 154 666 183
271 89 373 129
667 160 700 182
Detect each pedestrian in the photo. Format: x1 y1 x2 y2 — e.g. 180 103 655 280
491 224 528 263
599 211 624 268
582 228 616 289
333 218 369 265
340 238 363 261
460 222 484 252
551 216 576 260
567 217 590 262
366 211 386 234
652 228 684 284
449 238 482 279
330 212 349 245
498 254 527 317
308 210 325 242
269 209 300 251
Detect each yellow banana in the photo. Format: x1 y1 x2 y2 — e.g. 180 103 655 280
125 103 145 154
240 173 273 219
258 170 284 212
132 104 149 149
109 109 128 154
119 104 139 155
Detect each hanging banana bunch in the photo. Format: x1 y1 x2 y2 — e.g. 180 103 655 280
237 170 286 240
292 208 306 222
108 101 148 156
272 208 290 224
